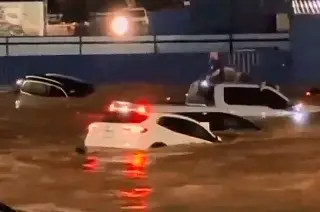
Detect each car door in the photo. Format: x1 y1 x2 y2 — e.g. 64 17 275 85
177 112 260 131
209 112 260 131
17 80 50 109
46 85 69 108
17 80 67 109
157 116 218 145
260 88 290 116
223 86 274 117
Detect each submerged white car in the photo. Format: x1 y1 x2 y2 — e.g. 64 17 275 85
84 101 222 152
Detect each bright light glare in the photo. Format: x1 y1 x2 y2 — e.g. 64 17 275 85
200 80 209 87
292 112 308 125
119 105 129 113
16 78 23 86
136 106 146 114
111 16 129 36
108 101 148 114
293 103 304 112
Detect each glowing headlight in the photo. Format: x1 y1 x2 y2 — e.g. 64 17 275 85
292 103 303 112
111 16 129 36
200 80 209 87
217 136 222 142
16 78 23 86
292 111 308 125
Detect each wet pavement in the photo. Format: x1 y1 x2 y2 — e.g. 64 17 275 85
0 88 320 211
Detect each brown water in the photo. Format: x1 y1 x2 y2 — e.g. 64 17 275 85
0 87 320 212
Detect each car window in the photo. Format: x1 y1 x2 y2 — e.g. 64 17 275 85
261 89 288 109
102 112 148 123
123 9 146 18
67 83 95 97
157 116 217 142
21 81 49 96
47 76 94 97
224 87 262 105
48 86 66 97
224 87 288 109
177 112 260 131
218 113 260 131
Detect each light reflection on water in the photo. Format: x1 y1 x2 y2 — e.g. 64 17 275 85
82 151 153 211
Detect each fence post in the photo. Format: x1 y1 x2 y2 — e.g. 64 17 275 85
79 36 82 55
229 33 233 55
153 34 157 54
5 37 8 56
229 0 234 55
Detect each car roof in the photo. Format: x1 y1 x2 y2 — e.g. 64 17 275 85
150 105 228 113
101 111 202 124
25 74 89 84
44 73 88 83
148 112 206 125
218 83 289 101
24 76 63 87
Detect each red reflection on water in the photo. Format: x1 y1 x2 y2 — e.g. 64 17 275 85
120 187 153 210
82 156 100 172
125 151 148 179
81 150 153 210
121 187 152 198
121 151 152 210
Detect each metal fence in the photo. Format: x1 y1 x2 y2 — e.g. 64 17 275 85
0 33 289 56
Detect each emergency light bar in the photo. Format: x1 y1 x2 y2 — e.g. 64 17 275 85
108 101 147 114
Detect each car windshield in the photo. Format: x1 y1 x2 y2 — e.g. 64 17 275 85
45 74 87 83
102 111 149 123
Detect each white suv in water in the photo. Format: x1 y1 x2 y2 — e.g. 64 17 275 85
170 83 320 119
84 101 223 151
83 100 264 151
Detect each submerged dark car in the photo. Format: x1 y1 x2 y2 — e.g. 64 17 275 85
14 73 95 109
305 87 320 97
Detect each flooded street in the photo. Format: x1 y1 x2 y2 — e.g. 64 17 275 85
0 91 320 211
2 136 320 211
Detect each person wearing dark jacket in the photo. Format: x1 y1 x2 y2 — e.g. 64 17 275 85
208 52 225 83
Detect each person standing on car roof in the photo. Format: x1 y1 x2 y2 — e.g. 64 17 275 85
207 52 225 83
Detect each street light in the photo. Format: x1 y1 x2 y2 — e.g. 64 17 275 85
110 16 129 36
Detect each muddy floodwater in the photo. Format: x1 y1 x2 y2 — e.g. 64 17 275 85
0 87 320 212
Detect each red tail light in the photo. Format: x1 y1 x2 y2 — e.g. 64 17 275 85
107 101 149 114
306 91 311 96
123 125 148 133
136 106 147 114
